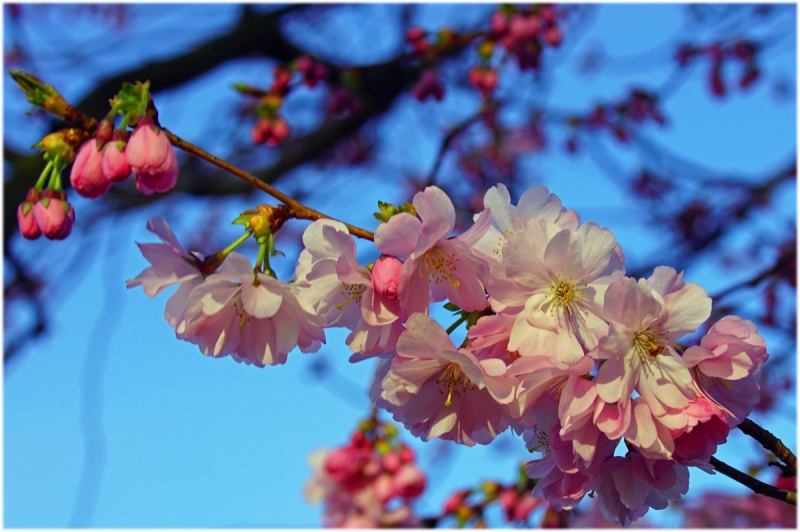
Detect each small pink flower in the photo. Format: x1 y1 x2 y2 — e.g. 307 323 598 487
371 256 402 300
101 140 131 183
33 192 74 240
70 139 111 199
126 116 179 195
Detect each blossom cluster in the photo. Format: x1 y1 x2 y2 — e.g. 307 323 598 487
304 418 425 528
128 183 769 525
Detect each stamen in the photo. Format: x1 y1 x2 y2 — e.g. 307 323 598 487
422 248 461 288
632 327 668 364
541 276 586 317
435 362 475 407
335 282 366 310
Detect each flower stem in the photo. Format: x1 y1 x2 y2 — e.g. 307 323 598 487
220 230 252 258
35 160 54 191
446 314 468 335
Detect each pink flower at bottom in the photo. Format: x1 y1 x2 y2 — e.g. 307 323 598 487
596 453 689 527
379 313 517 446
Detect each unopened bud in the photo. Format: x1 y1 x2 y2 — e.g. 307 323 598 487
37 128 89 164
477 40 495 59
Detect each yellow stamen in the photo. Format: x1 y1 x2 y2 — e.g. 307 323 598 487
335 282 366 310
435 362 475 407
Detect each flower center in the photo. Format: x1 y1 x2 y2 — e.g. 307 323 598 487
233 299 249 330
421 247 460 288
545 274 586 316
435 362 475 407
335 282 366 310
632 327 668 362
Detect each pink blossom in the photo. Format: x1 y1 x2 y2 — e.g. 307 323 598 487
126 116 179 195
183 252 324 366
101 140 131 183
379 313 517 446
70 139 111 199
33 192 74 240
595 453 689 527
683 316 768 426
486 218 625 363
125 217 205 333
596 267 711 417
375 186 492 315
471 183 579 261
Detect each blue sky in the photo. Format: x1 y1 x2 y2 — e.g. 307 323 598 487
4 4 796 527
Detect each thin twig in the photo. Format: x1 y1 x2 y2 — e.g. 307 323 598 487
709 456 797 505
163 129 375 241
423 109 485 188
738 418 797 477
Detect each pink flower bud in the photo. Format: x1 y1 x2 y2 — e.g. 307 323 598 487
127 117 179 195
412 69 445 102
70 139 111 199
490 12 509 37
17 201 41 239
372 256 403 299
444 490 469 514
102 141 131 183
33 193 74 240
393 464 426 500
710 63 726 97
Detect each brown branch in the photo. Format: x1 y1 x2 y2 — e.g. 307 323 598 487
738 418 797 477
709 456 796 505
164 129 375 241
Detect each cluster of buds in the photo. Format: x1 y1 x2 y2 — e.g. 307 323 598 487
565 88 665 151
70 114 178 198
250 94 291 146
440 468 542 527
18 187 75 241
295 55 328 88
491 5 562 71
676 40 761 97
13 74 181 241
328 86 361 116
304 418 426 527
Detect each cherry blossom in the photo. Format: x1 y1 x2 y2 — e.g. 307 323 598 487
182 252 324 366
378 313 516 446
375 185 493 315
486 218 625 363
596 267 712 417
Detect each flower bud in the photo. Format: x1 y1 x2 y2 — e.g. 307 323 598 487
412 69 445 102
393 464 426 500
70 139 111 198
102 140 131 183
17 201 41 240
372 256 403 300
127 116 179 195
33 191 74 240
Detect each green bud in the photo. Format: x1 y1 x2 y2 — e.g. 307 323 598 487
10 70 58 106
